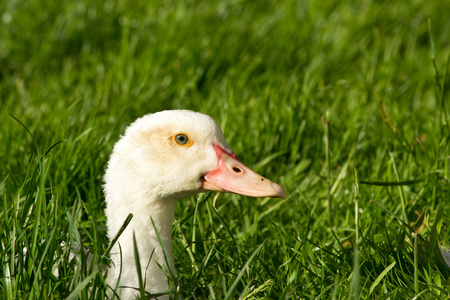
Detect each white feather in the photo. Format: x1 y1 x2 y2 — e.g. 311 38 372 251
104 110 231 299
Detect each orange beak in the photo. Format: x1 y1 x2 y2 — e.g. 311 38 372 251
202 145 286 199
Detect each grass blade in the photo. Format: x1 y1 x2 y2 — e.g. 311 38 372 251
66 271 98 300
132 232 146 299
368 261 396 296
224 243 264 300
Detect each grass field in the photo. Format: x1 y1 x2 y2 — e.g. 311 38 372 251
1 0 450 299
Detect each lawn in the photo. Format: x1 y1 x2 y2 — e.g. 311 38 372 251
1 0 450 299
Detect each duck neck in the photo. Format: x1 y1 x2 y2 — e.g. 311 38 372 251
105 183 179 297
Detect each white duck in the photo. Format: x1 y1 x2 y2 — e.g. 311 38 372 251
104 110 286 299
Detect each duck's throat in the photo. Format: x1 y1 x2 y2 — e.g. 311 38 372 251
106 193 179 298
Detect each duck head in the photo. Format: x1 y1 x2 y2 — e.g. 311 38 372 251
106 110 285 203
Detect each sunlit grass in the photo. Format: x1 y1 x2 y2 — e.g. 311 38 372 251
1 0 450 298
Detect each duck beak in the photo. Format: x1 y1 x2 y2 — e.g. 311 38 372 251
202 144 286 199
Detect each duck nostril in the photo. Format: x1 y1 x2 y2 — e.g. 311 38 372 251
232 167 242 173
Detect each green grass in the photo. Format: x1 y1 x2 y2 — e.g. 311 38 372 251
1 0 450 298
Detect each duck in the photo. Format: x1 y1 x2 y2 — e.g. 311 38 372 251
104 110 286 299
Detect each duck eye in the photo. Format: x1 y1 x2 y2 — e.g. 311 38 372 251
174 133 193 147
176 134 188 144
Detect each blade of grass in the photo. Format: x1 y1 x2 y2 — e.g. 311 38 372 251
150 217 178 296
224 242 264 300
349 169 360 300
414 233 418 296
368 261 396 297
388 141 408 222
101 213 133 261
322 109 332 221
132 232 146 299
66 271 98 300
